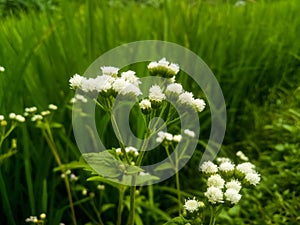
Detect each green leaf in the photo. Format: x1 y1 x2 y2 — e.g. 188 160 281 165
163 216 189 225
154 161 174 172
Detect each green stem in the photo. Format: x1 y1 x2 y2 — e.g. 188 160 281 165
117 186 125 225
175 169 182 216
42 124 77 225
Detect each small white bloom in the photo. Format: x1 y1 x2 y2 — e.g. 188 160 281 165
225 180 242 192
158 58 169 67
120 84 142 96
139 171 150 176
147 61 158 69
169 76 176 83
245 172 261 186
121 70 141 86
25 106 38 113
200 161 218 174
9 113 16 119
219 161 235 172
224 188 241 204
193 98 206 112
15 115 25 123
234 0 246 7
216 157 232 163
168 63 180 74
173 134 182 142
204 186 223 204
48 104 58 110
74 94 88 103
236 162 255 174
166 83 183 95
69 74 85 89
0 115 4 121
70 174 79 182
184 129 195 138
236 151 249 161
101 66 119 77
139 99 151 110
0 66 5 72
184 197 201 213
149 85 166 102
41 110 51 116
178 92 194 106
31 115 43 122
113 78 130 93
94 75 115 93
125 146 139 156
207 174 225 189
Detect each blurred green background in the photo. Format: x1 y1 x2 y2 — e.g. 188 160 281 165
0 0 300 224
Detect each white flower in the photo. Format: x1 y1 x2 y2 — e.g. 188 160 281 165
173 134 182 142
224 188 241 204
236 162 255 174
158 58 169 67
216 157 231 164
9 113 16 119
184 129 195 138
31 115 43 122
25 106 38 113
193 98 206 112
48 104 58 110
0 66 5 72
101 66 119 77
125 146 139 156
204 186 223 204
207 174 225 189
219 161 235 172
113 78 130 93
81 78 97 92
149 85 166 102
121 70 141 86
168 63 180 74
225 180 242 192
236 151 249 161
94 75 115 93
148 58 180 76
184 197 201 213
71 94 88 103
139 99 151 110
0 115 4 121
40 213 46 219
120 84 142 96
70 174 79 182
69 74 85 89
41 110 51 116
178 92 194 106
200 161 218 174
15 114 25 122
156 131 173 143
234 0 246 7
166 83 183 95
245 172 261 186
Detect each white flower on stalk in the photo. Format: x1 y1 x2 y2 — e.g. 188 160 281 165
204 186 223 204
192 98 206 112
148 58 180 77
101 66 119 77
94 75 115 93
245 172 261 186
48 104 58 110
207 174 225 189
166 83 183 95
184 197 202 213
69 74 85 89
81 78 97 92
173 134 182 142
112 78 130 93
25 106 38 113
0 66 5 72
41 110 51 116
225 180 242 192
200 161 218 174
70 174 79 182
9 113 16 119
125 146 139 156
15 115 25 123
219 161 235 173
216 157 231 164
156 131 173 143
236 151 249 161
120 84 142 96
236 162 255 174
121 70 141 86
224 188 241 204
31 115 43 122
149 85 166 102
139 99 151 110
184 129 195 138
178 92 194 106
0 115 5 121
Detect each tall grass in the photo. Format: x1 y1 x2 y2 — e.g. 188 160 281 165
0 0 300 224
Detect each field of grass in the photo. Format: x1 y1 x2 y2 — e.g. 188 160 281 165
0 0 300 224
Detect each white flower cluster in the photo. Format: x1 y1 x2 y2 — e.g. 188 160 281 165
23 104 58 122
25 213 46 223
183 197 205 213
6 113 26 123
148 58 180 78
116 146 139 157
156 129 196 144
200 156 261 205
69 68 142 98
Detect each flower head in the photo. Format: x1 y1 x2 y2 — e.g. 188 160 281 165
236 151 249 161
225 180 242 192
178 92 194 107
224 188 241 204
200 161 218 174
101 66 119 77
245 172 261 186
204 186 223 204
184 197 202 213
192 98 206 112
0 66 5 72
148 58 180 78
219 161 235 173
69 74 85 89
207 174 225 189
121 70 141 86
184 129 195 138
166 83 183 95
48 104 58 110
236 162 255 175
149 85 166 104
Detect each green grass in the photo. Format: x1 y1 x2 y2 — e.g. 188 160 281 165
0 0 300 224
